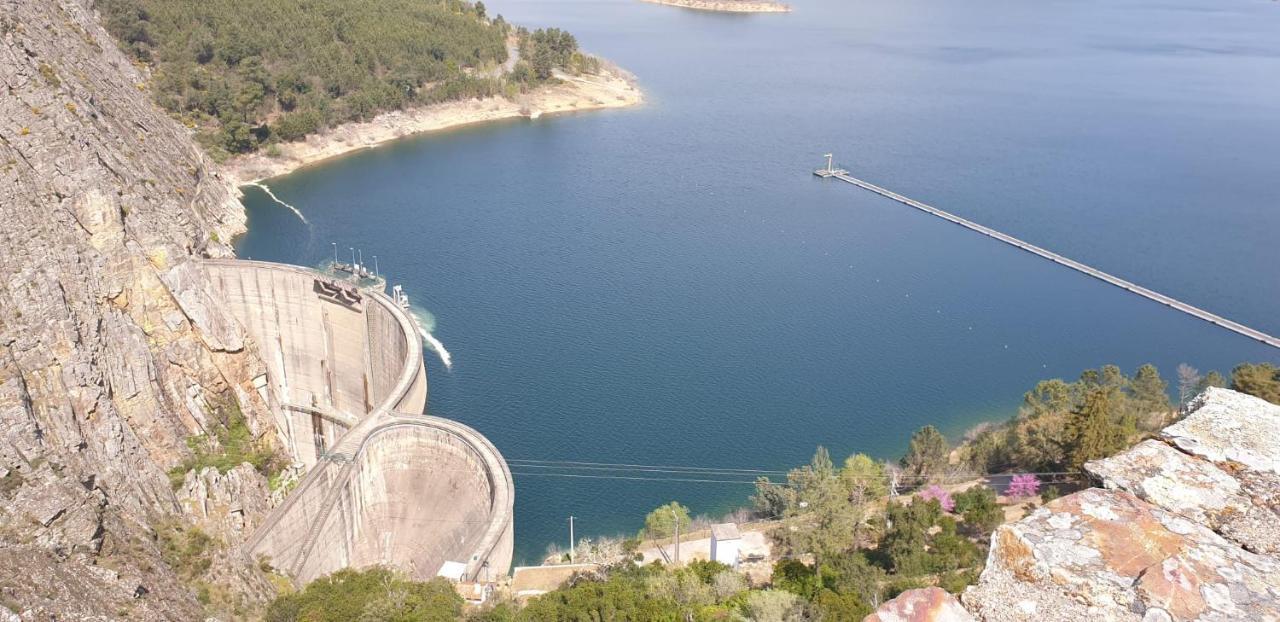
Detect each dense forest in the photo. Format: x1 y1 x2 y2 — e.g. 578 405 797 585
96 0 593 158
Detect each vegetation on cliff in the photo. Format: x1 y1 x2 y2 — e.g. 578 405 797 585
167 397 284 489
265 568 463 622
959 361 1280 474
97 0 596 158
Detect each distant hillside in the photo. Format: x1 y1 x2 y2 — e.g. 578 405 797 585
96 0 591 158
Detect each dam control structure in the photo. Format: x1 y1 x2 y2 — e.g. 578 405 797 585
201 259 513 585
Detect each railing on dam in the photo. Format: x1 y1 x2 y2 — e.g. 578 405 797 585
200 259 514 584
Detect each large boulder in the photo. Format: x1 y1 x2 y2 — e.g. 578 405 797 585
963 389 1280 621
865 587 975 622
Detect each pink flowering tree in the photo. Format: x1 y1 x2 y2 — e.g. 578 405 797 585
919 485 955 512
1006 474 1041 498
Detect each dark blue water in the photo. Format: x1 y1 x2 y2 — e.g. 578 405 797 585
237 0 1280 563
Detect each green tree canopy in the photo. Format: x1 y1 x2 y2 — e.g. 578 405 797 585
1020 379 1074 419
841 453 887 503
99 0 588 157
1130 363 1171 413
264 568 461 622
1231 362 1280 405
643 501 691 539
1066 388 1131 470
953 485 1001 537
901 426 950 485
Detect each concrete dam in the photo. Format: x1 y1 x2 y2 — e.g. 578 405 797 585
201 260 513 584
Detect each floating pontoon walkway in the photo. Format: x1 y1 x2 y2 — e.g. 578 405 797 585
814 164 1280 349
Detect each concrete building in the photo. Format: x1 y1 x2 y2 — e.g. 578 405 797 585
710 523 741 567
204 260 514 585
437 561 468 582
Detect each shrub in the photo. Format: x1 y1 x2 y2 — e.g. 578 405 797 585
265 567 462 622
953 486 1002 535
168 397 284 489
1006 474 1040 498
918 485 954 512
154 519 215 580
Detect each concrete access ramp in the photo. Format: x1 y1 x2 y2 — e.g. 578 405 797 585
202 260 513 584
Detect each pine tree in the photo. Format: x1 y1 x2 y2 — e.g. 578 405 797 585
1231 363 1280 405
1066 389 1128 470
1130 364 1170 413
1198 370 1227 392
901 426 949 485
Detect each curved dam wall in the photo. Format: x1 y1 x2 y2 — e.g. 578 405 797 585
202 260 513 583
203 260 428 465
295 417 515 583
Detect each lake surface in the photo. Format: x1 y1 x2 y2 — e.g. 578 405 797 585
236 0 1280 563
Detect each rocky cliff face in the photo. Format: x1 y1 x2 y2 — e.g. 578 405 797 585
866 388 1280 622
0 0 278 618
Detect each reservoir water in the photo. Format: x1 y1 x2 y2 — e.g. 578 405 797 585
235 0 1280 563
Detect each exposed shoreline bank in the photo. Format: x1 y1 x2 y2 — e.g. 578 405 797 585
641 0 791 13
222 67 642 185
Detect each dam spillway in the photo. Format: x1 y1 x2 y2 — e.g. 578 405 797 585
201 260 513 584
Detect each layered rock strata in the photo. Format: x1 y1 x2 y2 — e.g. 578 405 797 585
1 0 277 617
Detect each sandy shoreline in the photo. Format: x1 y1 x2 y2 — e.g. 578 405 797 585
640 0 791 13
222 67 642 185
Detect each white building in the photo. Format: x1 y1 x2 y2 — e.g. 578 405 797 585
710 523 741 567
436 560 468 582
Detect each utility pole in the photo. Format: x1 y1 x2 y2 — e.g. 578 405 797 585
349 247 356 271
331 242 338 267
357 249 364 274
568 516 575 562
671 507 681 566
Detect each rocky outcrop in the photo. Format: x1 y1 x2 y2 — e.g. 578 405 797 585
865 587 976 622
865 389 1280 622
1 0 278 618
962 388 1280 620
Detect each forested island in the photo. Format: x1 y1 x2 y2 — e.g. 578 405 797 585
98 0 641 178
641 0 792 14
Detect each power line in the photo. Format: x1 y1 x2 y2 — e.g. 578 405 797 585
508 470 1087 486
507 463 789 477
506 458 789 475
505 457 1084 481
510 472 761 485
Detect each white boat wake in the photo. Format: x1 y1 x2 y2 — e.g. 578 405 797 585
247 182 308 224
